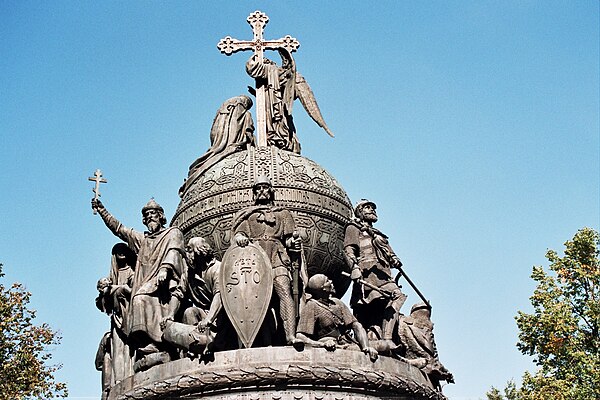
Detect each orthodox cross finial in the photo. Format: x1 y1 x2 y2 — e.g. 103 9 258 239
217 11 300 147
88 169 107 215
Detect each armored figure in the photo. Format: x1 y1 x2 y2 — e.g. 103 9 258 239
231 175 302 344
94 243 136 388
398 303 454 390
294 274 378 361
344 200 407 349
92 198 185 370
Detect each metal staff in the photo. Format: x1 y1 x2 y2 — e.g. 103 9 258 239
290 231 307 318
341 271 394 299
395 268 431 309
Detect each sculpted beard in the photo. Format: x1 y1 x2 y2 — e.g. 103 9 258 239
144 214 162 233
363 210 378 223
255 188 271 202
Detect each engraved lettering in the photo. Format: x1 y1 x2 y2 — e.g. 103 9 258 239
253 270 260 284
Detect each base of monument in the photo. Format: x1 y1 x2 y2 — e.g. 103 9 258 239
108 347 446 400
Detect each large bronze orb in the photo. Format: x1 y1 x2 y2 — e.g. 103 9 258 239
171 146 353 296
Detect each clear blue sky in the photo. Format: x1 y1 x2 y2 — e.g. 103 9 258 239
1 2 598 399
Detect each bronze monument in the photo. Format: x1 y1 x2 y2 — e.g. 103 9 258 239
90 10 453 400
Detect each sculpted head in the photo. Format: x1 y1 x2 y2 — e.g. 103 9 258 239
141 199 166 233
409 302 433 330
111 242 135 268
354 199 378 224
185 237 214 267
306 274 335 298
252 175 274 204
97 277 112 294
239 95 253 110
277 48 293 69
410 302 432 319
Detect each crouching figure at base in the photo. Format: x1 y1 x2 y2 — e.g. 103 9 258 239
293 274 378 362
397 303 454 390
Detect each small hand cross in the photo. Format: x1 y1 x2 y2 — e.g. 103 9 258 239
88 169 107 215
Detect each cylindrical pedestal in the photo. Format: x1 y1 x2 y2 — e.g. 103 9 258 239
109 347 446 400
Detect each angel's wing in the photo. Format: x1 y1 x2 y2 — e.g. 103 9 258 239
295 72 334 138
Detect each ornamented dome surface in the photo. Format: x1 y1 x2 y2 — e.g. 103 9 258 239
172 146 353 296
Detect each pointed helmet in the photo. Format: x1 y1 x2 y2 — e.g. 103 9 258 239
141 198 164 214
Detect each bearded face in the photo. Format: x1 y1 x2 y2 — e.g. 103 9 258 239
253 183 273 204
143 209 163 233
360 204 378 223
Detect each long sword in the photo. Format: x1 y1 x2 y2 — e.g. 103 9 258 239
341 271 394 299
395 268 431 309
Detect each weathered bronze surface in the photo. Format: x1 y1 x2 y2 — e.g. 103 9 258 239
344 199 407 349
220 242 273 348
172 146 353 297
91 10 453 400
216 10 332 152
294 274 378 362
108 347 446 400
181 95 255 195
91 198 186 372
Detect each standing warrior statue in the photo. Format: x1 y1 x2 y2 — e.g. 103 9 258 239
344 200 407 351
217 10 333 154
230 175 302 344
91 198 186 371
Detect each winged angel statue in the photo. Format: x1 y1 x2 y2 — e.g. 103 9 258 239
246 48 334 154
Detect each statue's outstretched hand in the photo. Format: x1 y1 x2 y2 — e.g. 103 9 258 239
197 318 215 333
160 316 173 331
91 198 105 213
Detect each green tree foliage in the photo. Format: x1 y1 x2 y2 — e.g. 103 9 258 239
0 264 67 399
486 228 600 399
486 380 519 400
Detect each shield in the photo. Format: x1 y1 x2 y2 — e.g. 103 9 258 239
219 243 273 348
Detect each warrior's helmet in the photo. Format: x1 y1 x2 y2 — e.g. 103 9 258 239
252 175 274 201
354 199 377 219
141 198 167 225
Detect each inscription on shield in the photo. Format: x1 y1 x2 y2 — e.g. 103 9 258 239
219 243 273 348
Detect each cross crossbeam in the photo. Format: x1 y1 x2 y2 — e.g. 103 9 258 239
217 11 300 146
88 169 107 214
